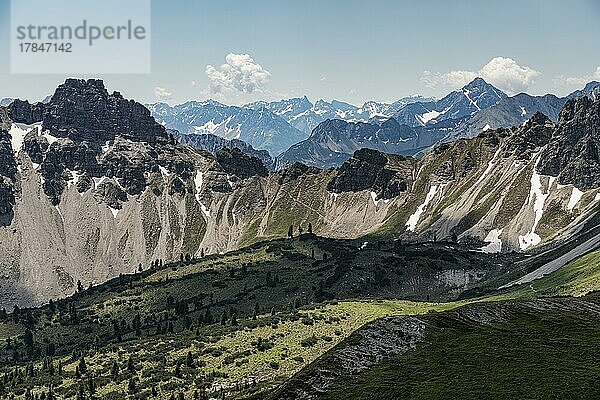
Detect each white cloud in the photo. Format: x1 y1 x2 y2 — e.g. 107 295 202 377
154 86 172 100
205 53 271 94
320 76 327 82
554 66 600 87
191 80 197 87
421 57 541 95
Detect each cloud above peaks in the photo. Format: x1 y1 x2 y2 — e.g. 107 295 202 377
554 66 600 87
206 53 271 94
154 86 172 100
421 57 541 95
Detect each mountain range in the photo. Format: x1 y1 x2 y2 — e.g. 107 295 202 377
2 78 600 308
150 79 600 169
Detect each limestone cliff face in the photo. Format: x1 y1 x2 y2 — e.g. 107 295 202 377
1 80 599 308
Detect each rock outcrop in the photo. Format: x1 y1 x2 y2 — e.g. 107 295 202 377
538 96 600 189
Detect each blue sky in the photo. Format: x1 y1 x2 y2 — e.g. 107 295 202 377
0 0 599 105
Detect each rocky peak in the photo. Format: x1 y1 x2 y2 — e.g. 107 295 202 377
9 99 44 125
538 96 600 189
276 162 321 185
215 147 268 180
502 112 553 160
327 148 413 200
42 78 168 144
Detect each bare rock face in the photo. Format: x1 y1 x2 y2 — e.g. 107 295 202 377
503 112 554 160
9 99 43 125
327 148 414 200
42 78 167 144
538 96 600 189
0 129 16 219
215 147 268 179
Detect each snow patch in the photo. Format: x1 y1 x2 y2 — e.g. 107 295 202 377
520 106 527 116
8 123 39 155
54 205 64 222
66 170 80 189
159 166 172 179
92 176 108 188
416 106 451 125
109 207 120 218
406 185 438 232
42 132 59 145
417 110 440 124
519 163 555 250
194 170 210 217
483 124 491 131
463 89 481 111
595 192 600 202
567 186 584 211
479 229 503 253
200 203 210 218
194 171 204 202
370 191 380 206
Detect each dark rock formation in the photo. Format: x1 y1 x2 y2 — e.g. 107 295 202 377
538 96 600 189
502 112 554 160
9 99 44 125
215 147 268 179
0 128 17 220
277 162 322 185
327 148 413 200
7 79 198 206
42 79 168 144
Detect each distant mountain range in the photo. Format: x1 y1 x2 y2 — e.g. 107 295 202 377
147 101 307 156
147 95 434 156
171 129 275 170
146 79 598 168
277 79 600 168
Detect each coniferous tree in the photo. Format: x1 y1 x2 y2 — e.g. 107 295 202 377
78 356 87 374
24 328 34 348
287 225 294 238
127 356 135 374
308 222 313 234
128 378 136 394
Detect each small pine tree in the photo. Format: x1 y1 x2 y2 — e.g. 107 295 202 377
128 378 137 394
78 356 87 374
287 224 294 238
308 222 313 234
127 356 135 374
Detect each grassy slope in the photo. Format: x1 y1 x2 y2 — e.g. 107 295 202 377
322 297 600 400
495 248 600 299
1 235 499 399
0 231 598 399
